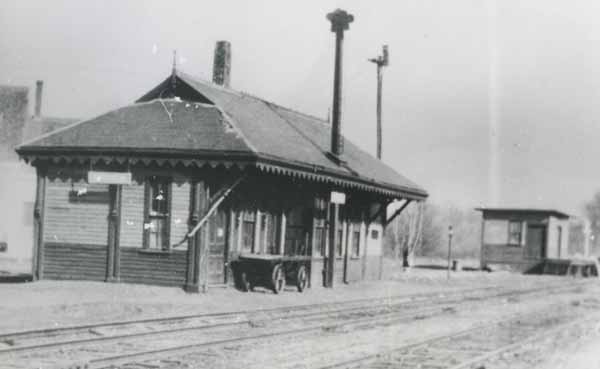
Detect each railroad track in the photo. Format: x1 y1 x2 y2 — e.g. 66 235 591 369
320 301 600 369
1 279 593 369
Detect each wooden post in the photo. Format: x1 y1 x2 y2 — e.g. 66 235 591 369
343 219 351 284
480 216 486 270
106 184 122 282
253 209 261 253
32 166 46 281
199 182 210 293
225 207 235 285
326 203 339 287
279 209 286 255
361 209 368 280
185 180 208 293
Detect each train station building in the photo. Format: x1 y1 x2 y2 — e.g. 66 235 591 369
16 41 427 292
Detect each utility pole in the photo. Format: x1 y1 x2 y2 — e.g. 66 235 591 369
447 225 453 280
369 45 389 160
325 8 353 288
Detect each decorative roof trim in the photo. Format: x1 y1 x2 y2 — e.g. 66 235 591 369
17 146 427 199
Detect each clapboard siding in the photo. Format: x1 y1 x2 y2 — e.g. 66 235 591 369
43 243 107 281
119 248 187 286
482 244 529 263
44 178 109 245
120 181 144 247
170 180 190 248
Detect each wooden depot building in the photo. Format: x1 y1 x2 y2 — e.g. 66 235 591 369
477 207 570 272
16 40 427 292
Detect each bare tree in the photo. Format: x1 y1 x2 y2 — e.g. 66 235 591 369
389 201 425 267
584 191 600 255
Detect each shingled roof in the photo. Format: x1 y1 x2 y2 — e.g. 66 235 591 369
17 71 427 200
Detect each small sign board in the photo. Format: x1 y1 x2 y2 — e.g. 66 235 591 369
330 191 346 205
88 171 132 185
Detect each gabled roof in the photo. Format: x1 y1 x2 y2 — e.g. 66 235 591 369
17 71 428 200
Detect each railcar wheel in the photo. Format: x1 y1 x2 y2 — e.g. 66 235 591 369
271 264 286 294
296 266 308 292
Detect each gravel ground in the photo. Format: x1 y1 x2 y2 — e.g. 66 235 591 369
0 266 573 334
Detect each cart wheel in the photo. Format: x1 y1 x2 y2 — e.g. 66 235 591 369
240 272 251 292
271 264 286 294
296 266 308 292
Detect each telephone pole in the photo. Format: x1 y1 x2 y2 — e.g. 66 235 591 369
369 45 389 160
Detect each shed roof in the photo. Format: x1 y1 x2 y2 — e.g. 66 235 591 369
475 207 570 219
17 71 428 200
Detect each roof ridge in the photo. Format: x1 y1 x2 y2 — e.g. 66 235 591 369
214 106 259 154
178 70 329 125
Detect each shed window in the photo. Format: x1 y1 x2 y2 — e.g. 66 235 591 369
508 221 522 246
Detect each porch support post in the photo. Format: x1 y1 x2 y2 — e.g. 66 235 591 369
106 184 122 282
278 209 286 255
199 182 210 292
480 216 486 270
326 203 339 288
185 180 208 293
32 166 47 281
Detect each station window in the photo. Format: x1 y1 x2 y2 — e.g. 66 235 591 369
508 221 522 246
143 177 171 251
241 209 256 253
313 225 326 257
313 197 328 257
351 230 360 257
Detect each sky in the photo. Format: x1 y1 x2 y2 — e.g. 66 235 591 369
2 0 600 216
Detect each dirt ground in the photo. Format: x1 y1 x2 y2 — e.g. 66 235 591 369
0 263 575 333
1 260 599 368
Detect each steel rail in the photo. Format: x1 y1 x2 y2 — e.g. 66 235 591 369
0 282 517 342
0 282 536 354
78 281 592 369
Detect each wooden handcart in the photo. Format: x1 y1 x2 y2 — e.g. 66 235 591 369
231 254 311 294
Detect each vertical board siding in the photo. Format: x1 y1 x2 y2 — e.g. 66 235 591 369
120 182 144 248
311 258 325 287
43 243 107 281
364 256 381 280
44 178 109 245
345 258 362 282
120 248 187 286
170 181 190 249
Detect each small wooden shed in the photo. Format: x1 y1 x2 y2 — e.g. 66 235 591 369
476 208 570 272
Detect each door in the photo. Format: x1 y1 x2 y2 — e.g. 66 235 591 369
208 209 227 284
526 225 546 259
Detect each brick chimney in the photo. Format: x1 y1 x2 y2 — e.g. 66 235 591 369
212 41 231 88
34 80 43 118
